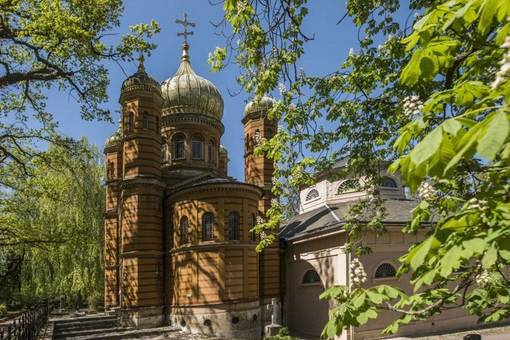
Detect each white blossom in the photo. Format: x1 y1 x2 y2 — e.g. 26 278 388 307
492 36 510 89
256 216 265 224
417 181 437 201
476 270 491 286
298 68 306 79
278 82 287 96
402 95 424 118
350 258 367 286
465 198 489 212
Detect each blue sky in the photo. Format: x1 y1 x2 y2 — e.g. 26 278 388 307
48 0 358 180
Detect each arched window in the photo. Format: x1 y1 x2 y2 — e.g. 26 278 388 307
381 176 398 188
337 179 358 194
142 112 149 129
127 112 134 132
191 136 203 160
108 161 115 179
254 129 261 145
302 270 321 284
202 213 214 241
228 212 240 241
173 134 185 160
155 117 160 132
249 213 257 242
305 189 320 201
180 216 189 244
374 263 397 278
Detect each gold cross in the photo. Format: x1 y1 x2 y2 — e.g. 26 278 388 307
175 13 195 44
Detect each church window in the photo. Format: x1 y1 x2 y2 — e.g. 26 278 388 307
191 136 203 160
249 213 257 242
173 134 185 160
108 161 115 179
127 112 134 132
374 263 396 279
180 216 189 244
156 117 160 132
302 269 321 284
254 129 261 145
337 179 358 194
228 212 240 241
305 188 320 201
208 140 217 163
381 176 398 188
202 213 214 241
142 112 149 129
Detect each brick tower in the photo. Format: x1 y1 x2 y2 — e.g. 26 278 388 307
117 58 165 327
104 122 122 309
242 96 281 323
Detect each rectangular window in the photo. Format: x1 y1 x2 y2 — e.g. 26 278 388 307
191 139 202 159
142 113 149 129
174 140 185 159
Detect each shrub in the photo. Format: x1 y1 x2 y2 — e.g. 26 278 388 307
0 304 7 318
265 327 296 340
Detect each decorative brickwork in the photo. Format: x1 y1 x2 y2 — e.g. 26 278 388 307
103 44 275 339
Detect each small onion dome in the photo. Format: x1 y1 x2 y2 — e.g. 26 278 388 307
244 95 276 117
161 43 224 120
121 57 161 95
104 118 122 148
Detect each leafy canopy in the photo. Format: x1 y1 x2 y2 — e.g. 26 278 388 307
0 0 159 182
215 0 510 336
0 139 104 305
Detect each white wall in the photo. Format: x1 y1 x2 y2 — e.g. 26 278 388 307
299 168 407 213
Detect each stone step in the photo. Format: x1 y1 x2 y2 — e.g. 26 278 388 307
69 326 180 340
53 326 126 339
52 314 117 324
55 319 118 329
54 319 117 332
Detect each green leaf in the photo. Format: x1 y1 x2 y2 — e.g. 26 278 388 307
352 292 366 308
366 290 384 304
482 244 498 268
477 110 510 161
453 81 491 106
500 250 510 261
463 238 487 255
478 0 502 35
440 245 462 277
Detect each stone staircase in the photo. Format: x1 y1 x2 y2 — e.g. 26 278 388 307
52 314 126 339
48 313 196 340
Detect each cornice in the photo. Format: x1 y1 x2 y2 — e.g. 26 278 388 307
169 181 263 201
161 112 224 135
121 176 166 190
170 241 258 255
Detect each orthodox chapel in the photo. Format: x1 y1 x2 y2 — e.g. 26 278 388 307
103 26 280 339
103 18 480 340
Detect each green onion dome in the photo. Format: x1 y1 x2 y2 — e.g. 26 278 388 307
121 58 161 95
244 95 275 116
161 43 224 120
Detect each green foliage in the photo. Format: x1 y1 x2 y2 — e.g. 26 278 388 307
0 304 7 317
0 139 104 305
0 0 159 182
219 0 510 338
265 327 296 340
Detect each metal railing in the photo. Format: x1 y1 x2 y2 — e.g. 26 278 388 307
0 301 51 340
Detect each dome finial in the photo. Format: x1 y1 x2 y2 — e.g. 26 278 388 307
176 13 195 62
181 42 190 62
137 53 145 72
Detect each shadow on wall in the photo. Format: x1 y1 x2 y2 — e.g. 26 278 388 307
288 260 329 338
